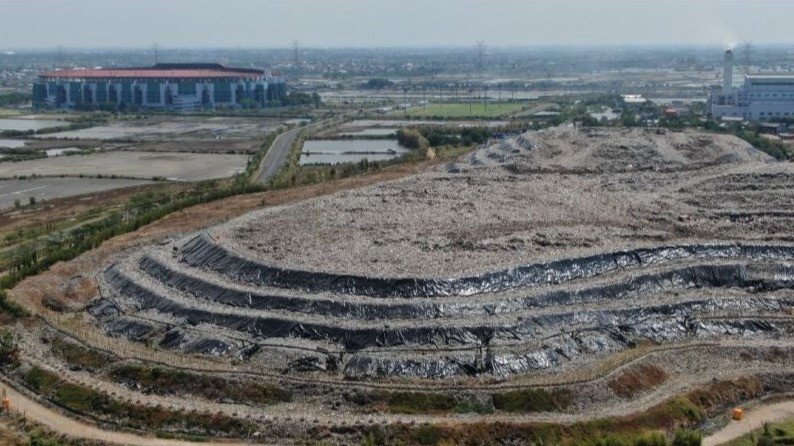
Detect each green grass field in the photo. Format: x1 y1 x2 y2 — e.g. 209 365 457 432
392 101 526 118
722 416 794 446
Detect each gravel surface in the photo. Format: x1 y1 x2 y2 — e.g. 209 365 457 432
215 127 781 278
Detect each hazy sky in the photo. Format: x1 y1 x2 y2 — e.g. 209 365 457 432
2 0 793 49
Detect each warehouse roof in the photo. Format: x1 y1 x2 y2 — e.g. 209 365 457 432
745 74 794 85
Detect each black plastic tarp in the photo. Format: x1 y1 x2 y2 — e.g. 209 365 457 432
179 234 794 298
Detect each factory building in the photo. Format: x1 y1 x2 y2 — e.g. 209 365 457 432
33 63 286 110
709 50 794 121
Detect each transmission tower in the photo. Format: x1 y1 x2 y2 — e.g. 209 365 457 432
475 40 485 71
152 42 159 65
292 39 300 66
741 41 753 70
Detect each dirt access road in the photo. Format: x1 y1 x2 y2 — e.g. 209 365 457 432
704 400 794 446
1 383 265 446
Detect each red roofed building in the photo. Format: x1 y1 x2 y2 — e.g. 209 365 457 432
33 63 286 110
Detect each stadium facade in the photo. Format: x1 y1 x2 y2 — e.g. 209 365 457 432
33 63 286 111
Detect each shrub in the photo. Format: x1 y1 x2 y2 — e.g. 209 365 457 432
672 429 702 446
396 128 429 150
492 388 572 413
386 392 456 414
634 431 668 446
0 330 18 367
412 424 444 446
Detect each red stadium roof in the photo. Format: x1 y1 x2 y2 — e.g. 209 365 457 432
41 68 264 79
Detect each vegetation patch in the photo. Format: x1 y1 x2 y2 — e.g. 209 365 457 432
392 101 526 119
686 376 764 415
385 392 457 415
324 376 763 444
722 418 794 446
50 337 113 372
109 364 291 405
492 388 573 413
0 329 19 367
735 129 793 161
609 364 669 398
345 390 493 415
24 366 255 437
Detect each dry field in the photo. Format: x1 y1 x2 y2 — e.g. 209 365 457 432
0 151 248 181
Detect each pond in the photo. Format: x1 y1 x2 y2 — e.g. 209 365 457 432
338 128 398 136
45 148 82 157
0 139 26 148
0 118 64 131
300 139 410 165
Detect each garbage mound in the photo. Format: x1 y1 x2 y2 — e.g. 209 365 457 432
89 127 794 380
91 236 794 379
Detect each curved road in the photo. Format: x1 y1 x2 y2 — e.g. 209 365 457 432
255 127 302 184
704 400 794 446
2 383 262 446
8 371 792 446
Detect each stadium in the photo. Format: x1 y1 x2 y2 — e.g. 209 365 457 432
32 63 287 110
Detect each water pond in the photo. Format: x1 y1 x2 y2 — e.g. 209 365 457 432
300 139 410 165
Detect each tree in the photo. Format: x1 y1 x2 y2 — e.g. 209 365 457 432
621 109 637 128
396 128 429 150
362 78 394 89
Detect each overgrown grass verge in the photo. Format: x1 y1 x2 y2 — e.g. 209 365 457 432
49 337 113 372
609 364 669 398
720 416 794 446
492 388 573 413
109 364 291 405
321 376 765 445
47 337 292 406
24 366 256 437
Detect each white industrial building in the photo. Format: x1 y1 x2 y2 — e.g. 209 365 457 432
709 50 794 121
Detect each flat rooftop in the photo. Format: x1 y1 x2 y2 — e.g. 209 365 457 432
745 74 794 84
40 63 266 80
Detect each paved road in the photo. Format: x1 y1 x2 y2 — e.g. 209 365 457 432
1 383 261 446
704 400 794 446
255 127 302 184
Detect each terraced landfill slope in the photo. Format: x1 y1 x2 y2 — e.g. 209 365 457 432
88 126 794 430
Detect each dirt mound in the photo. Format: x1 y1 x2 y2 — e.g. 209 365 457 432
521 127 771 172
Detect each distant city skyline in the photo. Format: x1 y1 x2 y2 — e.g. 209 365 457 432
1 0 794 49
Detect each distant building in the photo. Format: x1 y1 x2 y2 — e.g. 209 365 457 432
33 63 286 110
621 94 647 104
758 122 789 134
709 50 794 121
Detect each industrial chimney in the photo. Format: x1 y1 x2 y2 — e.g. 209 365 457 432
723 49 734 93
